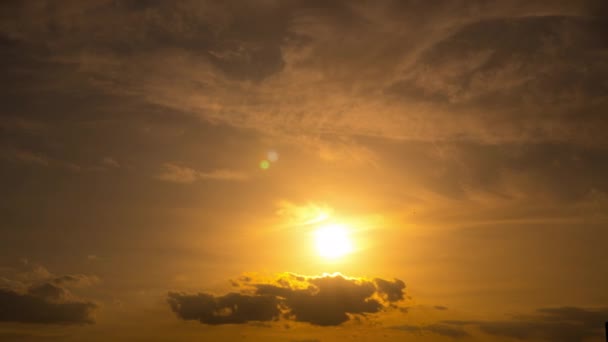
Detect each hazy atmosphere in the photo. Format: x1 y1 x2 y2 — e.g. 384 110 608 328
1 1 608 341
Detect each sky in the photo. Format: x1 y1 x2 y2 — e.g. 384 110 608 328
1 1 608 341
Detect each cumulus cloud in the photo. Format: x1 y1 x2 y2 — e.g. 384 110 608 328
168 273 406 326
0 263 99 324
167 292 280 325
0 288 96 325
442 306 608 342
157 163 248 183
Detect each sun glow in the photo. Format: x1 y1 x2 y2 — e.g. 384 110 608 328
314 223 353 259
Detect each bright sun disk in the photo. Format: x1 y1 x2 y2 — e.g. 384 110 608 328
314 223 353 259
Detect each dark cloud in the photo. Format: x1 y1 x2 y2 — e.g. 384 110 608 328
24 274 98 303
0 264 99 325
374 277 406 302
26 282 68 302
255 274 382 326
168 273 406 326
0 286 97 325
443 306 608 342
167 292 280 325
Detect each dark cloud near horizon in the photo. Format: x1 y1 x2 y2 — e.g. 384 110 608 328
168 273 406 326
24 274 98 303
167 292 280 325
442 306 608 342
0 263 99 325
0 288 96 325
0 281 97 325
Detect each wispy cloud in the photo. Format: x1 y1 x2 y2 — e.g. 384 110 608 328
0 147 81 171
2 1 606 147
275 201 333 226
101 157 120 168
440 307 608 342
157 163 248 183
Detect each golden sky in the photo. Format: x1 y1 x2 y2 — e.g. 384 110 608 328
1 1 608 341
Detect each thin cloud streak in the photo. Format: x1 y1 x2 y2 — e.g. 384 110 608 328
157 163 249 183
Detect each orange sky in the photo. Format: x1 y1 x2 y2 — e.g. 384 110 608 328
1 1 608 341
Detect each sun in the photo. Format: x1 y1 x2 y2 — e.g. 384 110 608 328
314 223 353 259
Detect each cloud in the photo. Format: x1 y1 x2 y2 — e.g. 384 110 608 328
168 273 406 326
0 288 97 325
275 201 333 226
374 277 406 302
2 1 606 149
0 147 83 172
442 306 608 342
385 12 608 143
49 274 99 288
157 163 248 183
0 263 99 325
167 292 280 325
2 1 606 204
26 282 69 302
101 157 120 168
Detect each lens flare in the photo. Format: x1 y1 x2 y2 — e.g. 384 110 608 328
260 160 270 170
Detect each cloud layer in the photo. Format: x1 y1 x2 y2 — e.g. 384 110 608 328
440 306 608 342
2 1 607 146
168 273 405 326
